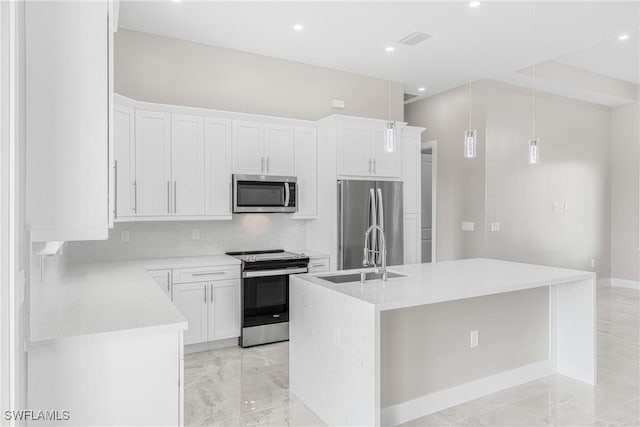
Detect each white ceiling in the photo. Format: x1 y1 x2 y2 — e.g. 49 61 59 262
118 1 640 106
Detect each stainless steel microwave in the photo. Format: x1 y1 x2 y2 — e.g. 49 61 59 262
232 174 297 213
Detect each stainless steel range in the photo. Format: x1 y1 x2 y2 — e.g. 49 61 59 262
226 250 309 348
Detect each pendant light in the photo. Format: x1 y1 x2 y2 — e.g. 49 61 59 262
529 5 539 165
385 78 396 153
464 22 476 159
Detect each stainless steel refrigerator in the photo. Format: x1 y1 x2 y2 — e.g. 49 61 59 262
337 180 403 270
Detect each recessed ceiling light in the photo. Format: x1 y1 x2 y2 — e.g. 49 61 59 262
171 0 182 3
418 87 426 92
469 1 481 8
385 46 395 52
618 34 629 41
293 24 304 31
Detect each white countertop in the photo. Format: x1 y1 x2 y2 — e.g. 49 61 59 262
30 255 240 344
298 258 595 311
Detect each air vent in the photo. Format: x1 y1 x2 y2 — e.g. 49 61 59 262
397 32 431 47
404 93 418 101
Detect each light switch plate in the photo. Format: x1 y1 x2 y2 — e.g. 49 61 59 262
461 222 475 232
192 229 200 240
120 230 130 242
490 222 501 232
470 330 479 348
331 99 346 109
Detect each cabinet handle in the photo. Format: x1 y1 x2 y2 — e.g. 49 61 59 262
114 160 118 217
267 157 270 173
173 181 177 213
191 271 225 277
132 180 137 213
167 181 171 214
261 157 264 173
204 286 207 303
373 158 377 174
368 159 372 174
210 284 213 303
311 263 325 268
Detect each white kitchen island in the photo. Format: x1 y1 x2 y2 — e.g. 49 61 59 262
290 258 596 427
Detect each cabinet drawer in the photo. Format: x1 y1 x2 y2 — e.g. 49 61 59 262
308 257 330 273
173 265 240 284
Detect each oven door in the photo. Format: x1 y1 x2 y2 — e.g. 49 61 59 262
242 273 291 327
233 174 297 213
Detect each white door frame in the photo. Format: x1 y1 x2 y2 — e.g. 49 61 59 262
421 140 437 262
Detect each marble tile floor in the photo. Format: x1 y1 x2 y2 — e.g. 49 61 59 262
185 286 639 426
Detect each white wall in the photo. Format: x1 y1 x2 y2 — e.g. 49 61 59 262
405 80 613 277
68 217 307 263
610 99 640 282
114 29 404 122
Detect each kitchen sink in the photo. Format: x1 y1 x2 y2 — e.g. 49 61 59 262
319 271 406 284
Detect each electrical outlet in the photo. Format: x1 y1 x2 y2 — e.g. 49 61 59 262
192 229 200 240
591 258 595 268
120 230 130 242
461 222 475 232
470 330 479 348
553 202 558 212
490 222 501 232
563 202 569 211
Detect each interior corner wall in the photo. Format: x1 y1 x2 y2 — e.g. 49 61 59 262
114 29 404 122
610 99 640 282
405 80 612 277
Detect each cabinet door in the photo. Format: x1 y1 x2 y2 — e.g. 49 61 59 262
337 125 372 176
308 257 330 273
148 269 172 298
232 121 264 174
403 213 421 265
208 280 240 341
401 130 421 214
135 110 172 216
264 124 295 176
372 126 402 178
172 282 208 346
204 118 232 217
294 126 317 217
171 114 205 216
114 104 135 218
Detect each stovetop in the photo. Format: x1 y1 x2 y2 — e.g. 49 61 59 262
226 249 307 263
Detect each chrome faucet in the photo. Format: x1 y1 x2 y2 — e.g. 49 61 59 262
362 225 387 281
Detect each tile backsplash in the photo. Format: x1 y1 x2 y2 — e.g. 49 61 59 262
68 215 307 262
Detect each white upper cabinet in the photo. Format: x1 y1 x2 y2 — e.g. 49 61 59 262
232 121 264 174
171 114 205 216
264 124 295 176
401 128 422 215
232 121 295 176
204 118 232 217
26 0 111 241
114 104 135 219
294 126 318 218
337 120 401 179
135 110 172 216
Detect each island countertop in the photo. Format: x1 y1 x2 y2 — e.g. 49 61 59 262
298 258 595 311
30 255 241 344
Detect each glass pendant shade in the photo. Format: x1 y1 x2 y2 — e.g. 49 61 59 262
529 139 539 164
385 121 396 153
464 129 477 159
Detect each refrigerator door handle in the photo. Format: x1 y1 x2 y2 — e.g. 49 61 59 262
376 188 384 265
367 188 377 266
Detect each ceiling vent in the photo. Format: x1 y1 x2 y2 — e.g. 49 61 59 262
404 93 419 101
397 32 431 47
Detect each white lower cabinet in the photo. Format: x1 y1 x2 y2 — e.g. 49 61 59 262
308 256 330 273
148 268 172 298
403 213 421 265
171 266 240 346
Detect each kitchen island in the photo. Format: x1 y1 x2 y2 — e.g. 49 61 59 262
290 258 596 426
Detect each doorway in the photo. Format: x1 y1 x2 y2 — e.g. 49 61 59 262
421 140 437 262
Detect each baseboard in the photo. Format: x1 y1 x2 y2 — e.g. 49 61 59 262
597 278 612 288
184 337 238 354
380 359 555 427
611 278 640 290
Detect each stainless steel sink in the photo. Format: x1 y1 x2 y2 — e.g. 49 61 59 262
319 271 406 284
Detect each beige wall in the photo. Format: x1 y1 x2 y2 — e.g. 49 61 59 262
611 100 640 282
406 80 613 277
381 287 548 406
114 29 404 121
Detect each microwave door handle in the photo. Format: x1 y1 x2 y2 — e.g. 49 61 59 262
284 182 290 207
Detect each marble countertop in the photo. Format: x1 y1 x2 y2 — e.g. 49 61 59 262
29 254 241 344
298 258 595 311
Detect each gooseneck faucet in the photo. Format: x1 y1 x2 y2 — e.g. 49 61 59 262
363 225 387 281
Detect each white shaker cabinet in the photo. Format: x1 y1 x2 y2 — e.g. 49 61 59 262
135 110 172 216
26 0 111 241
172 282 209 346
148 269 172 299
264 124 295 176
114 104 136 219
294 126 318 218
208 280 241 341
171 114 205 216
372 126 402 178
232 121 295 176
204 118 233 217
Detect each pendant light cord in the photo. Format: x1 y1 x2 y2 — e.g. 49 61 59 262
532 5 536 140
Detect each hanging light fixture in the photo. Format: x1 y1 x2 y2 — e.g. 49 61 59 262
385 76 396 153
529 5 539 165
464 30 477 159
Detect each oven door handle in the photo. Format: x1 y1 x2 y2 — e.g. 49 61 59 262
243 267 308 278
